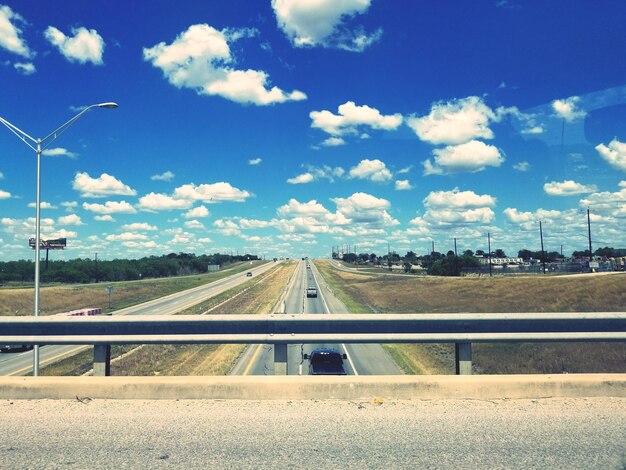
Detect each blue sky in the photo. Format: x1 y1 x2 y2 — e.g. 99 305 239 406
1 0 626 261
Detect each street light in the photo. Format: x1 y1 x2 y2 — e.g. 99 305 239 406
0 102 118 376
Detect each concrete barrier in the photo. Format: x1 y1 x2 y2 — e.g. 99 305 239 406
1 374 624 400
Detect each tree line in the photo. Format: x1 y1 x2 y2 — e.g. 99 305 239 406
0 252 259 285
333 246 625 276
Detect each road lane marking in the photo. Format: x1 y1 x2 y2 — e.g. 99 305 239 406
242 344 264 376
8 345 88 376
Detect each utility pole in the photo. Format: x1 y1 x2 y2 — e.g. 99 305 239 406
454 237 458 276
539 221 546 274
587 207 593 272
487 232 492 277
95 252 98 283
431 240 435 255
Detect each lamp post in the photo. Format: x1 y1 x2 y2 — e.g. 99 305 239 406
0 102 118 376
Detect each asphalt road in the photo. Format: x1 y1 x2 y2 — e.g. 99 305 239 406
2 397 624 469
230 260 403 376
0 261 278 376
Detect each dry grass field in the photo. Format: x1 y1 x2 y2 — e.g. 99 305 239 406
37 261 297 376
0 262 264 317
315 260 626 374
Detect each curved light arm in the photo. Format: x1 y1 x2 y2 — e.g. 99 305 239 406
0 116 37 151
40 102 118 150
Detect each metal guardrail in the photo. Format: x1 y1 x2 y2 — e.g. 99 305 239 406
1 313 625 376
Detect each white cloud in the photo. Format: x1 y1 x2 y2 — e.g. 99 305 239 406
248 158 262 165
423 140 504 175
544 180 598 196
552 96 586 122
348 159 392 182
122 240 158 249
106 232 148 241
42 147 77 158
151 171 175 181
73 172 136 198
310 101 402 140
184 219 205 230
332 192 398 227
121 223 157 231
27 201 57 209
418 188 496 227
596 139 626 172
44 228 77 239
137 193 192 211
397 166 412 175
60 201 78 212
0 5 31 57
407 96 499 145
94 215 114 222
57 214 83 225
0 172 3 179
278 199 331 218
14 62 35 75
395 180 413 191
44 26 104 64
83 201 137 214
183 205 210 218
579 183 626 216
287 173 314 184
143 24 306 105
272 0 381 52
173 182 251 202
0 189 11 199
321 137 345 147
513 161 530 172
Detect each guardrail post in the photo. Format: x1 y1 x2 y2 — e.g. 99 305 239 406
455 342 472 375
274 343 288 375
93 345 111 376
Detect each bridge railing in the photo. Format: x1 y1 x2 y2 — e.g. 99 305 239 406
1 313 624 376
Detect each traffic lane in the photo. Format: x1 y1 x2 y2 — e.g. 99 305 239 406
4 398 624 469
2 261 280 376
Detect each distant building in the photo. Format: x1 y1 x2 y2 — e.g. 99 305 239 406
477 257 523 266
207 264 220 272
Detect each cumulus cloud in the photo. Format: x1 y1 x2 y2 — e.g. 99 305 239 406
94 215 114 222
544 180 598 196
150 171 175 181
184 219 205 230
417 188 496 227
14 61 35 75
407 96 499 145
332 192 398 227
272 0 382 51
596 139 626 172
278 199 331 218
27 201 57 209
57 214 83 225
579 182 626 216
173 182 251 202
121 223 157 231
83 201 137 214
143 24 306 105
73 172 136 198
183 205 210 218
513 161 530 172
42 147 77 159
0 5 31 57
287 173 314 184
552 96 586 122
395 180 413 191
0 189 11 199
137 193 192 211
106 232 148 241
310 101 402 142
248 158 262 165
423 140 504 175
44 26 105 64
348 159 392 182
321 137 345 147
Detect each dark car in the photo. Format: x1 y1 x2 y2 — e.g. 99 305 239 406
303 348 348 375
0 344 34 353
246 272 253 277
306 287 317 297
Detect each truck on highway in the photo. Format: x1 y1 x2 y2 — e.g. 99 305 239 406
306 287 318 298
303 348 348 375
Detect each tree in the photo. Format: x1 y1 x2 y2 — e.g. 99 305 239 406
475 249 485 256
494 248 506 258
463 249 474 257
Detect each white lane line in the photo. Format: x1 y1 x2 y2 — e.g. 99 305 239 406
314 264 359 376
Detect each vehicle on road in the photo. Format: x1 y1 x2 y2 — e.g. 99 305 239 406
0 344 33 353
306 287 317 297
246 272 253 277
303 348 348 375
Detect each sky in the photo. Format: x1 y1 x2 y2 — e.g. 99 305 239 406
1 0 626 262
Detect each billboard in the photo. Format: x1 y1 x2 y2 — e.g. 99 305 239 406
29 237 67 250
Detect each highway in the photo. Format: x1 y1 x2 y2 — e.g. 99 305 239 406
230 259 403 376
0 260 278 376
